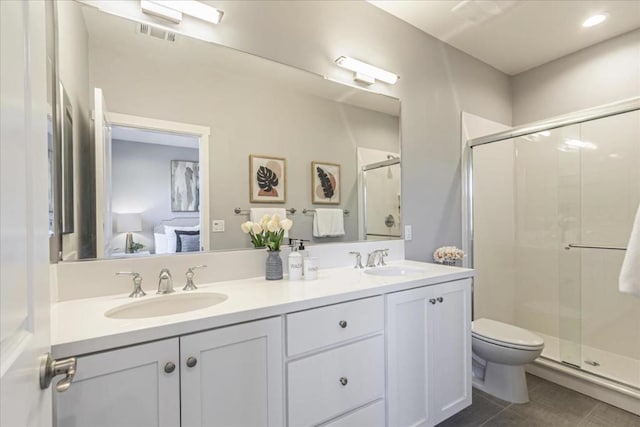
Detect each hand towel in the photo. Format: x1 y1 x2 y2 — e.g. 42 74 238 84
619 203 640 297
313 208 345 237
250 208 288 237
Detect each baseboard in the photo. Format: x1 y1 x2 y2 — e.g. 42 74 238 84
526 358 640 416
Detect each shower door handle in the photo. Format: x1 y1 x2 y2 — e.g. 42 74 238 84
564 243 627 251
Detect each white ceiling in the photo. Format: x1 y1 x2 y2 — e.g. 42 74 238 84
368 0 640 75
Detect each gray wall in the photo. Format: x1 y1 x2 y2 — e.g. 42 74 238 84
166 0 513 261
111 140 199 253
512 29 640 125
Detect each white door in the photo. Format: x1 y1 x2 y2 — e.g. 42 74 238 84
0 1 53 426
429 279 472 425
94 88 112 258
180 317 284 427
54 338 180 427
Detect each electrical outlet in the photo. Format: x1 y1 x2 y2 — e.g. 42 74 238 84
404 225 412 241
211 220 225 232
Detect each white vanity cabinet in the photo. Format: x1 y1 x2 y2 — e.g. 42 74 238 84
54 317 283 427
54 338 180 427
386 279 472 427
180 316 283 427
286 296 386 427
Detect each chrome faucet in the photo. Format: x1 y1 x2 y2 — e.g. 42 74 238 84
116 271 146 298
349 251 364 269
183 265 207 291
366 249 389 268
157 268 174 294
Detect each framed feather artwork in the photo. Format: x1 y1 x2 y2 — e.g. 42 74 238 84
312 161 341 204
249 154 286 203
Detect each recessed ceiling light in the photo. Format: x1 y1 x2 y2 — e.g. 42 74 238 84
582 14 607 28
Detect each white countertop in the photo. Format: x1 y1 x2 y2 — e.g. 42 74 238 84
51 260 473 358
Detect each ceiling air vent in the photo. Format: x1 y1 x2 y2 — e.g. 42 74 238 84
135 22 176 43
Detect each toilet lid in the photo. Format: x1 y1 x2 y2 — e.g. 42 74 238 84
472 318 544 348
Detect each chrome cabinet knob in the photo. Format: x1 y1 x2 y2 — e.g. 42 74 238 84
186 357 197 368
437 297 444 303
164 362 176 373
338 320 348 329
339 377 348 386
429 298 437 305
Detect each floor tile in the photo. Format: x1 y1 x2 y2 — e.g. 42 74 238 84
508 400 584 427
525 373 544 392
579 402 640 427
437 393 504 427
481 408 541 427
526 378 599 419
473 388 510 409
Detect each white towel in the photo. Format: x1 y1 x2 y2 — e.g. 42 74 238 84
250 208 288 237
313 208 345 237
619 203 640 297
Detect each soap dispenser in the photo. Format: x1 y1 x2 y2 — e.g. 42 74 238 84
288 240 304 281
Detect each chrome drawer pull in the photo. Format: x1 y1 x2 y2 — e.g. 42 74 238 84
429 298 437 305
437 297 444 303
164 362 176 373
339 377 348 386
338 320 348 328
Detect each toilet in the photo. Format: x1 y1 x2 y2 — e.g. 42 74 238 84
471 318 544 403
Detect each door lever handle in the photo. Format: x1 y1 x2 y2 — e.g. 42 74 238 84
40 353 77 392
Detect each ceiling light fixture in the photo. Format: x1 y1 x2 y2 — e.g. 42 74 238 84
141 0 182 24
335 56 399 85
155 1 224 24
582 13 607 28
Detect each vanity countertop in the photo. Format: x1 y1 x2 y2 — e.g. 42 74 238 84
51 260 473 358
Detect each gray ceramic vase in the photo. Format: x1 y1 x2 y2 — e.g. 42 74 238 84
265 250 283 280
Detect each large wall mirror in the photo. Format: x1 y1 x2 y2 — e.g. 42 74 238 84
54 0 401 261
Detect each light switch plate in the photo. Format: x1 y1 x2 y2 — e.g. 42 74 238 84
211 220 225 232
404 225 412 241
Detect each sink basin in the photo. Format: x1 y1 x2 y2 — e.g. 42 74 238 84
105 292 228 319
364 266 424 277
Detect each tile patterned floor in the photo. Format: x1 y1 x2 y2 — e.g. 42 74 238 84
437 374 640 427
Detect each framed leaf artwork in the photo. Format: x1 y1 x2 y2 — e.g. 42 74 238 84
249 155 286 203
312 161 341 204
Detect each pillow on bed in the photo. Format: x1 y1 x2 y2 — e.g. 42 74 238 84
176 230 200 252
154 233 169 254
164 224 199 253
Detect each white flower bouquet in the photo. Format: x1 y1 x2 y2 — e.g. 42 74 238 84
241 214 293 251
433 246 465 265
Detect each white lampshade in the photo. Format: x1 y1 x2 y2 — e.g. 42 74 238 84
117 213 142 233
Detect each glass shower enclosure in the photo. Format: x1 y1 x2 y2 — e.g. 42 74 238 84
468 100 640 393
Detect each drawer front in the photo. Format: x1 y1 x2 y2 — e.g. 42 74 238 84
288 335 385 427
287 296 383 356
321 400 385 427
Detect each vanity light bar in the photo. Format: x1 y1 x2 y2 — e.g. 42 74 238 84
335 56 399 85
141 0 182 24
153 1 224 24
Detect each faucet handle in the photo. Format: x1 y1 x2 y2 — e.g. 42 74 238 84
116 272 146 298
349 252 364 269
184 265 207 291
379 249 389 266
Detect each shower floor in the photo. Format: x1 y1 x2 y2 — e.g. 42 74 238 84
535 331 640 389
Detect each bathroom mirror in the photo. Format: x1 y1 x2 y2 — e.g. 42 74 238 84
54 0 401 261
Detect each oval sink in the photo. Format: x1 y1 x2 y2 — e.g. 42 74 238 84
105 292 228 319
364 266 424 277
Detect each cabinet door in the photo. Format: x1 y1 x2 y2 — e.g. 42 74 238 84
429 279 472 425
386 285 433 427
180 317 283 427
54 338 180 427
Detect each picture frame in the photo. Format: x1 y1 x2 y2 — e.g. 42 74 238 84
311 161 341 204
171 160 200 212
249 154 287 203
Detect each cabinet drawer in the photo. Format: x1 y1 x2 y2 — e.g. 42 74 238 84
320 400 385 427
288 335 385 426
287 296 383 356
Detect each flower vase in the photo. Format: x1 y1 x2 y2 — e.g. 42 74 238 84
265 250 283 280
442 259 457 266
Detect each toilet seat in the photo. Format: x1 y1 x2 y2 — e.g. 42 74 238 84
472 318 544 351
